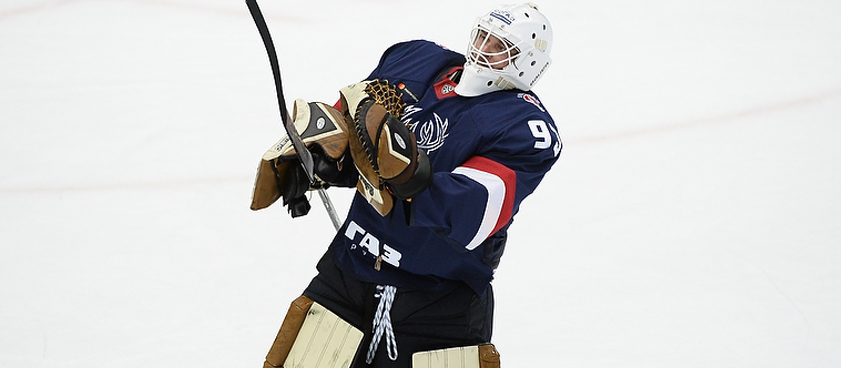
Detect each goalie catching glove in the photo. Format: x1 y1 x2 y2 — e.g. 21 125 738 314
340 80 433 216
250 99 357 217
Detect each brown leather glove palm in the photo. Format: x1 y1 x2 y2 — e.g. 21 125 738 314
339 80 432 216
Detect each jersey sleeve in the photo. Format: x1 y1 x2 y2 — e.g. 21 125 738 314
365 40 426 81
406 102 561 252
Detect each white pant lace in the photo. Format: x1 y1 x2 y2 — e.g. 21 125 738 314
365 285 398 364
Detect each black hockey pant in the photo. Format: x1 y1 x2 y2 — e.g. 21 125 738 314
302 252 494 368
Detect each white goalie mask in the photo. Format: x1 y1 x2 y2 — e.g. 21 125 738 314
455 3 553 97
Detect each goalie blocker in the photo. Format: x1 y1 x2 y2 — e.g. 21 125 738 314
263 296 500 368
251 99 357 217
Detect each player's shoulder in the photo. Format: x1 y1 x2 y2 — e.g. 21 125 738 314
461 90 558 152
378 40 463 67
385 40 461 57
469 90 554 127
371 40 465 83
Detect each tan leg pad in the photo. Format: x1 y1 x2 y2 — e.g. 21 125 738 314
412 343 501 368
264 295 314 367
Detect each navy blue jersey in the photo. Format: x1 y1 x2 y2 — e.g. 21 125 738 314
329 40 561 296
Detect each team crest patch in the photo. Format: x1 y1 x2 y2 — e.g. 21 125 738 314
434 79 458 99
518 93 545 112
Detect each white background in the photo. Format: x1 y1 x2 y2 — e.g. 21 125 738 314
1 0 840 367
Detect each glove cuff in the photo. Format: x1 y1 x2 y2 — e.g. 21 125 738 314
387 149 432 200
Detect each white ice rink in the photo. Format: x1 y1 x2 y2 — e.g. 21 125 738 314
1 0 840 367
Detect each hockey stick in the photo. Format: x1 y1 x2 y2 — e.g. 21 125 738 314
245 0 342 230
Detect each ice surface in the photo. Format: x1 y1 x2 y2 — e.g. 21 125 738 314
1 0 840 367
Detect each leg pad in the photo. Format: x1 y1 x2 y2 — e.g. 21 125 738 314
412 344 501 368
264 296 364 368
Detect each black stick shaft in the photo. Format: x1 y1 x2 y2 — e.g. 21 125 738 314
245 0 314 180
245 0 289 125
245 0 341 230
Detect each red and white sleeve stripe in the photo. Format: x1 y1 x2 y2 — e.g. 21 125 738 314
451 156 517 250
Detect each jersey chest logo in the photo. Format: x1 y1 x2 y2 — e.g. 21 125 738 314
402 105 449 153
